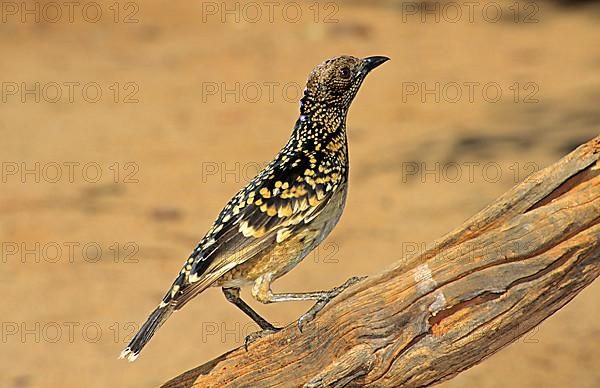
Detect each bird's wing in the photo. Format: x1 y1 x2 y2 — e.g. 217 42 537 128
165 155 344 310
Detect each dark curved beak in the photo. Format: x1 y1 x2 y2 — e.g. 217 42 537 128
361 56 390 74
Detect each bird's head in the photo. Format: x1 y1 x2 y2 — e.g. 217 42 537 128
301 55 389 114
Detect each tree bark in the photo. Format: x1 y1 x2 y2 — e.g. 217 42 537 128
162 135 600 388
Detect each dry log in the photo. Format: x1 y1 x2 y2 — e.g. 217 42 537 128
162 135 600 387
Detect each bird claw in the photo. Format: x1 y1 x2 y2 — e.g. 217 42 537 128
337 276 367 291
297 275 367 333
244 327 281 351
297 299 327 333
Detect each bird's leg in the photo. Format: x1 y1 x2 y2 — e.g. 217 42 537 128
252 274 366 333
296 276 366 331
222 287 279 331
222 287 280 350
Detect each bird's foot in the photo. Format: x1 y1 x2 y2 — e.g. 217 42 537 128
297 276 367 332
244 327 281 351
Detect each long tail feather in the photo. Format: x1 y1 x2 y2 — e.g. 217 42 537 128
119 304 174 362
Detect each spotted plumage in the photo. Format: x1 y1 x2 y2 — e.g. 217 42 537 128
120 55 389 361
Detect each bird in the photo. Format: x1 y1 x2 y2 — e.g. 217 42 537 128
120 55 389 361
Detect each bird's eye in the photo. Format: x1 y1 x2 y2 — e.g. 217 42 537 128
339 67 351 79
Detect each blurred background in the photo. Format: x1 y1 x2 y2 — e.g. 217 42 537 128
0 0 599 387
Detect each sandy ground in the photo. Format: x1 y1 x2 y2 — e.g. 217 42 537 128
0 0 599 387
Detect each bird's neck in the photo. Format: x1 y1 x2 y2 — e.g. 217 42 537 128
297 91 348 134
283 90 349 162
287 111 348 164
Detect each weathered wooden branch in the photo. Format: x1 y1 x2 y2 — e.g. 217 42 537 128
163 135 600 387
